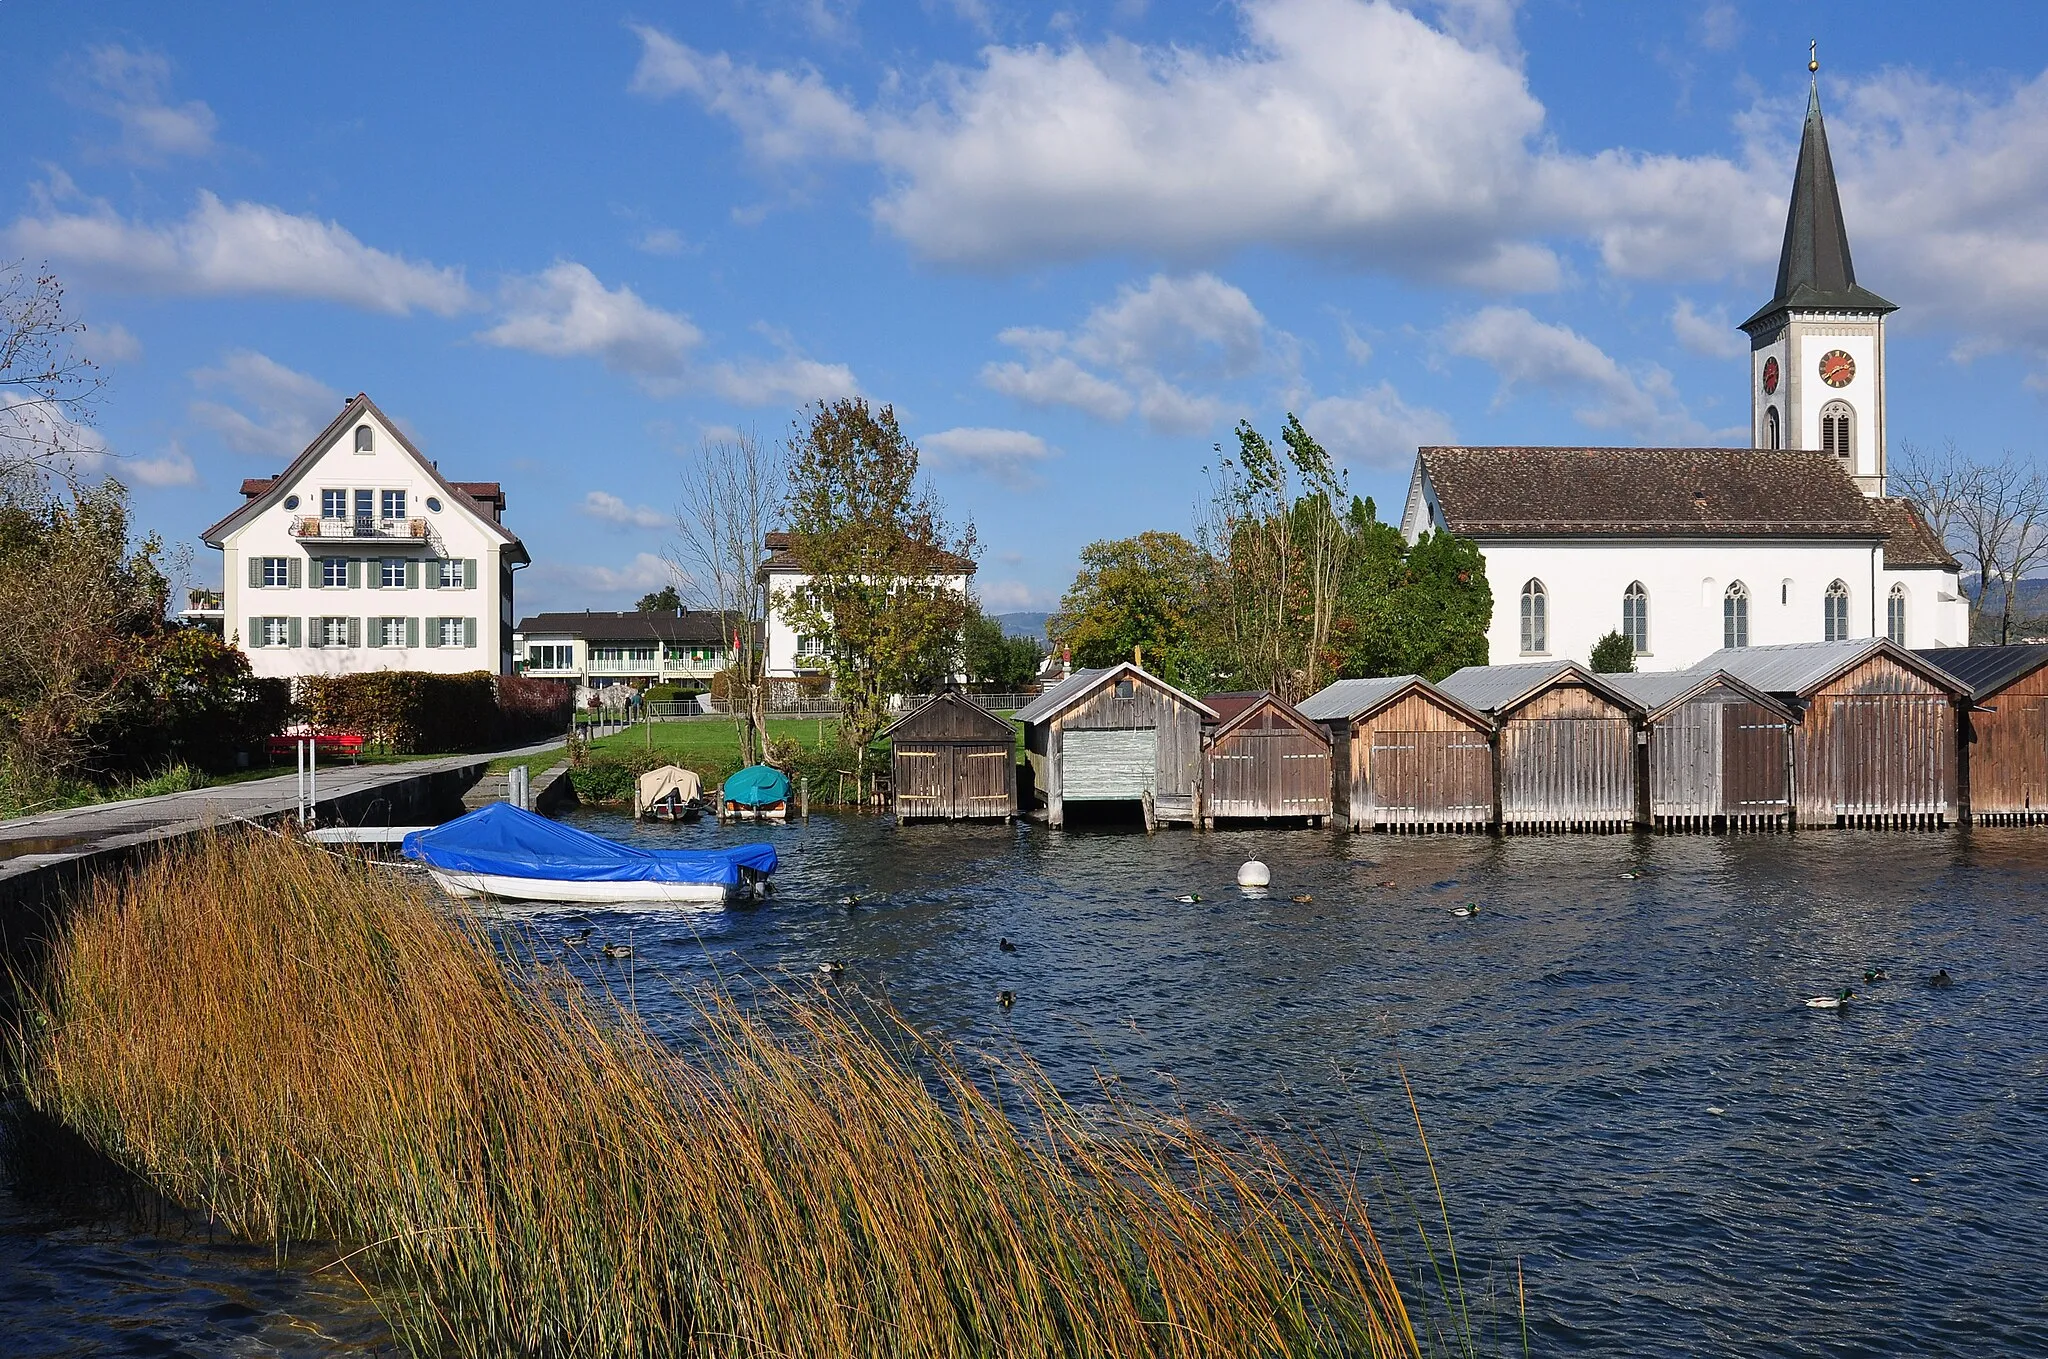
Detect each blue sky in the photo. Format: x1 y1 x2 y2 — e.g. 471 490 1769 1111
6 0 2048 616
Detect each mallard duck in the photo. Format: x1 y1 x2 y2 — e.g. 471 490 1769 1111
1451 902 1480 918
838 894 861 910
1864 968 1889 984
1173 893 1202 904
601 943 634 960
1805 987 1855 1009
1619 871 1642 881
564 928 593 946
1930 968 1954 989
999 938 1017 953
1291 894 1314 904
818 960 846 979
998 989 1015 1009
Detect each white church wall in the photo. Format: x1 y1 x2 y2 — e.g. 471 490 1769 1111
1473 538 1960 671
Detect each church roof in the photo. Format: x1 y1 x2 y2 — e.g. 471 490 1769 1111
1868 498 1958 569
1417 446 1879 539
1742 84 1896 330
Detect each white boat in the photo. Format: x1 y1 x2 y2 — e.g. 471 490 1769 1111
403 803 775 906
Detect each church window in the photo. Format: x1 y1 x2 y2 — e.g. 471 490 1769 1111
1887 584 1908 644
1520 579 1548 655
354 423 374 454
1621 582 1649 654
1820 401 1854 469
1723 581 1750 649
1764 405 1780 450
1824 580 1851 642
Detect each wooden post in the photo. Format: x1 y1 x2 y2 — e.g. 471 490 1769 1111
1141 788 1156 834
801 774 809 824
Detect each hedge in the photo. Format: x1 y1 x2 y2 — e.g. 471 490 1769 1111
295 672 575 754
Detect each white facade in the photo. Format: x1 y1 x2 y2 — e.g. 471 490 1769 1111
204 395 527 680
761 563 975 680
1749 313 1887 494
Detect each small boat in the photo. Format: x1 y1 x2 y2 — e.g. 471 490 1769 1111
722 765 792 822
402 802 775 905
634 765 708 822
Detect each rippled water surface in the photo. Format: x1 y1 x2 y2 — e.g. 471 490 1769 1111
8 810 2047 1355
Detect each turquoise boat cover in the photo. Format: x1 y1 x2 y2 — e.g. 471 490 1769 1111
723 764 792 807
402 802 776 885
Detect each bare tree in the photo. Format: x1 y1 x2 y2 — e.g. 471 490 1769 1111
1896 439 2048 642
1 261 105 493
671 429 787 766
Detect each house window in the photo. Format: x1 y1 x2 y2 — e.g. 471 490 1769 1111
528 644 573 670
322 489 348 519
1520 579 1548 654
319 617 352 648
1820 400 1854 469
1888 584 1908 644
1824 580 1851 642
260 557 292 587
381 489 407 521
439 558 466 588
438 617 467 648
796 635 827 658
380 558 407 589
1621 582 1649 654
1724 581 1750 649
321 557 348 588
260 617 292 647
377 617 409 647
1115 679 1135 699
355 424 373 453
354 489 374 523
1764 405 1780 450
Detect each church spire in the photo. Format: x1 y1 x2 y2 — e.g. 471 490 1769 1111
1741 47 1896 331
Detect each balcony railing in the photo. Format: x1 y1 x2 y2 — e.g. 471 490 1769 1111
292 516 430 542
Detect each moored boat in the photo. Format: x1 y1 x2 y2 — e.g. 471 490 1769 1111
722 765 792 822
402 802 775 905
634 765 708 822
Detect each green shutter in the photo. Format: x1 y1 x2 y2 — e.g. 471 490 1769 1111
406 559 420 590
288 557 302 588
424 617 440 649
248 557 261 588
288 617 302 648
406 616 419 648
348 617 361 648
366 617 381 650
246 617 261 648
426 559 443 590
347 558 362 589
463 617 477 648
367 558 382 590
464 559 478 590
307 617 324 649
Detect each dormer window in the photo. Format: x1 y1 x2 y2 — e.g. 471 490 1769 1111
354 424 374 454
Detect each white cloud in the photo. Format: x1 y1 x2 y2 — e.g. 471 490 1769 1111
83 320 142 364
977 578 1048 610
75 44 218 161
189 350 341 457
480 262 702 380
581 490 669 529
705 352 859 405
128 442 200 487
1300 381 1455 471
629 26 868 164
1443 305 1710 441
7 191 473 315
982 353 1135 422
922 426 1053 486
634 226 689 255
1669 297 1745 359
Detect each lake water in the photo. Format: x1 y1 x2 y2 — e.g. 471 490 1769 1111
7 810 2046 1355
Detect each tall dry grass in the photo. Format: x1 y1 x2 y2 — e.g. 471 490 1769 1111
12 830 1450 1358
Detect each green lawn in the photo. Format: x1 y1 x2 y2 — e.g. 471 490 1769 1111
580 716 844 769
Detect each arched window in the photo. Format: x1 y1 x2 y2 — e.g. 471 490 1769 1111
1621 581 1649 654
1820 401 1853 469
1520 579 1548 655
1723 581 1750 650
1763 405 1780 450
1824 580 1851 642
1888 583 1908 644
354 423 374 453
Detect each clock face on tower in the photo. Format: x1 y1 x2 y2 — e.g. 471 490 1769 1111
1762 356 1779 395
1819 349 1857 388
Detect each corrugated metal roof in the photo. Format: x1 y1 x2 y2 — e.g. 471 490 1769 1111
1435 660 1579 713
1600 671 1699 710
1916 644 2048 700
1012 667 1108 724
1689 637 1967 697
1295 676 1422 722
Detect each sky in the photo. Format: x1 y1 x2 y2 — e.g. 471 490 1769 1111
6 0 2048 618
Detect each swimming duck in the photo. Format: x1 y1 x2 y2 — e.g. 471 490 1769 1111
998 989 1015 1009
1619 871 1642 880
1864 968 1890 984
1377 880 1397 890
1451 902 1480 918
1291 894 1314 904
838 894 861 910
818 960 846 979
999 938 1017 953
1173 893 1202 904
1805 987 1855 1009
601 943 634 960
564 928 593 946
1930 968 1954 989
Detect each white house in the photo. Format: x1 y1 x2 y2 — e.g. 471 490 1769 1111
515 610 733 693
758 531 977 681
1397 74 1966 672
201 393 528 678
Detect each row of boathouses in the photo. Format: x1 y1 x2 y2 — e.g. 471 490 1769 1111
884 639 2048 832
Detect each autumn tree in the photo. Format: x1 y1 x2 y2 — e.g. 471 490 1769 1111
1050 531 1211 684
962 608 1043 689
1 261 104 492
778 399 977 768
672 429 786 766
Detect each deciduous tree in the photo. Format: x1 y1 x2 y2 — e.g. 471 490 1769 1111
1050 531 1210 683
672 429 785 766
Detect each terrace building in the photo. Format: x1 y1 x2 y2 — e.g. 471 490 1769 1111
514 610 734 695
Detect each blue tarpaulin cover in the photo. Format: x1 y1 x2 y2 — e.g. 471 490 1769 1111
722 765 792 807
402 802 776 885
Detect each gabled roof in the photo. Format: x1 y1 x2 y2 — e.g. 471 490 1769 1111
1743 84 1896 331
201 393 526 560
1687 637 1966 698
759 531 976 576
1604 669 1798 724
1436 660 1642 717
1204 692 1330 745
1296 675 1493 732
1869 499 1958 569
515 610 735 644
1415 447 1880 539
1011 662 1217 725
1914 644 2048 701
878 690 1014 742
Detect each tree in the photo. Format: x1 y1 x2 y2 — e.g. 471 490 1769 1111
135 629 293 772
1050 531 1211 683
1328 499 1492 681
1 261 105 493
963 608 1043 689
672 429 786 767
778 399 977 768
635 584 683 613
1589 631 1637 673
1896 439 2048 643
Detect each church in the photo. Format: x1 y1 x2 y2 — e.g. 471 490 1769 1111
1399 70 1968 672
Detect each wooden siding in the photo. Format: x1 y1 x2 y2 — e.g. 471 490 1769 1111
1648 694 1792 830
1794 655 1956 826
1961 663 2048 823
892 741 1016 820
1204 700 1330 822
1498 682 1637 832
1034 671 1206 825
1348 690 1493 833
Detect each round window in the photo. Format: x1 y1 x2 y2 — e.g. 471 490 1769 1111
425 496 442 512
283 495 300 510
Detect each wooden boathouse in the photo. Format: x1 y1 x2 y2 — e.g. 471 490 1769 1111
1701 639 1968 828
1437 662 1643 833
1607 670 1797 831
1015 663 1215 828
1919 644 2048 825
1199 693 1332 826
880 691 1018 822
1297 676 1494 832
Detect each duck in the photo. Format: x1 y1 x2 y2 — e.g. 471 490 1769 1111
998 989 1015 1009
1930 968 1954 989
1377 880 1397 890
1173 893 1202 904
600 942 635 960
1619 870 1645 881
1864 967 1890 984
999 938 1017 953
564 928 593 946
1291 893 1314 904
1805 987 1855 1009
1451 902 1480 918
818 960 846 979
838 894 861 910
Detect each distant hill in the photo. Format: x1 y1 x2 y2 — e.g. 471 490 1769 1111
993 611 1051 642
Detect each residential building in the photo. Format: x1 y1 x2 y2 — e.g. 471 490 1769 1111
201 393 528 677
515 610 734 692
759 531 977 680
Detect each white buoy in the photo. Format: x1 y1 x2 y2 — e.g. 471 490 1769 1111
1237 860 1271 888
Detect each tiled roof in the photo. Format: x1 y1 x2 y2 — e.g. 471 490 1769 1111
1915 644 2048 700
1418 447 1880 539
1201 692 1268 725
1869 498 1958 569
760 534 977 575
515 610 736 643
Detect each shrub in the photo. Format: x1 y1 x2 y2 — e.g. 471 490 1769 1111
133 630 295 773
1589 631 1637 674
567 757 639 803
298 671 499 753
495 675 575 742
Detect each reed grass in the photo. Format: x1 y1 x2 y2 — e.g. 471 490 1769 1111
12 830 1453 1358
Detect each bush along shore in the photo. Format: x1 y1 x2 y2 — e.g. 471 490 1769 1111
6 831 1500 1359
